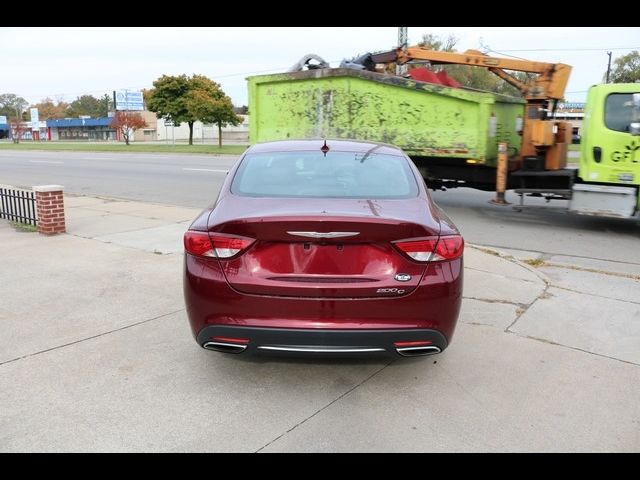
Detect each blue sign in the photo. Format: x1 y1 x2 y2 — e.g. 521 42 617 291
115 90 144 111
558 102 585 110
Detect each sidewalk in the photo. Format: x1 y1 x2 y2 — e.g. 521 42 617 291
64 195 202 254
0 194 638 452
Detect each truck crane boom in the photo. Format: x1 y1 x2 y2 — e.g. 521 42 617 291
394 47 571 100
371 46 573 169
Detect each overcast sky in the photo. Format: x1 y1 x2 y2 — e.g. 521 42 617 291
2 27 638 107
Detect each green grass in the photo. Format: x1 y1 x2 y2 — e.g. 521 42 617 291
523 258 545 267
10 221 38 232
0 141 248 155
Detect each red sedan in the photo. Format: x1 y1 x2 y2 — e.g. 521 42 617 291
183 139 463 357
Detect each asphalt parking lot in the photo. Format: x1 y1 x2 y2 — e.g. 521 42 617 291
1 195 638 452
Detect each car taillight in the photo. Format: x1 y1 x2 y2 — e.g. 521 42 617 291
184 231 215 257
393 235 464 262
184 231 254 258
393 238 438 261
210 234 255 258
433 235 464 261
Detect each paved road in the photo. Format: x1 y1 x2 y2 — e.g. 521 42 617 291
0 150 238 208
1 149 638 265
431 188 640 265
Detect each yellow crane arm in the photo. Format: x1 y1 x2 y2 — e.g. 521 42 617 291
384 45 571 101
369 44 575 170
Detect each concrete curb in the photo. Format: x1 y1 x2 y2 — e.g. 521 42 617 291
466 243 551 285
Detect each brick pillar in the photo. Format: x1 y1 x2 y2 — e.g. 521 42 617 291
33 185 66 235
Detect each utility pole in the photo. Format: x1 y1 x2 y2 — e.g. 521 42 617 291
397 27 408 76
606 51 612 83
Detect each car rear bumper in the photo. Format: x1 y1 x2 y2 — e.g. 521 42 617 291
184 253 463 354
196 325 448 357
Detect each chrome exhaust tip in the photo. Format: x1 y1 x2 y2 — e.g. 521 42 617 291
396 345 441 357
202 341 247 354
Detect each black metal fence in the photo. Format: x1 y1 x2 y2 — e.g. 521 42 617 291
0 187 38 226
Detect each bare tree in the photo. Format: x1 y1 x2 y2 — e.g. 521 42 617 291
9 117 28 144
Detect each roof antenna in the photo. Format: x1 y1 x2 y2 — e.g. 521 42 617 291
321 139 330 157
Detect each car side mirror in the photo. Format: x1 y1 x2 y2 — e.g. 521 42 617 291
630 122 640 136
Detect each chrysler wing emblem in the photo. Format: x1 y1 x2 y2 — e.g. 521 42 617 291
394 273 412 282
287 231 360 239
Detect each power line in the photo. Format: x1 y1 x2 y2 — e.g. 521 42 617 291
484 48 530 61
212 66 296 79
19 88 137 101
17 60 346 102
17 65 304 100
210 58 343 79
492 46 639 52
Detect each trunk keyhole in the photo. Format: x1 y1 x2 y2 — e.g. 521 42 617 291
303 243 311 250
336 244 343 251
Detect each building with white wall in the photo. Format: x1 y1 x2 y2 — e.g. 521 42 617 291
154 115 249 144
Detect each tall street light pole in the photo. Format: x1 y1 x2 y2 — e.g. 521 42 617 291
606 51 612 83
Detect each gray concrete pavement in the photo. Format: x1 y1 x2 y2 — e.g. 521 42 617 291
0 193 639 452
0 225 184 364
64 195 201 254
260 325 640 452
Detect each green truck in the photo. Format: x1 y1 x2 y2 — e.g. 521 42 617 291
248 69 640 219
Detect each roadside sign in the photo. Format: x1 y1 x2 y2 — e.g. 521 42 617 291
0 115 6 124
30 108 39 130
115 90 144 111
164 120 174 126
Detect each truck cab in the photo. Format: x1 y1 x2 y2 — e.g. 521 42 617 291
577 83 640 215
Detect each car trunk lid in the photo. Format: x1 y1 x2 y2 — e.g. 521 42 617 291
209 196 440 298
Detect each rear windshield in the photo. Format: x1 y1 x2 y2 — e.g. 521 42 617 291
231 150 419 198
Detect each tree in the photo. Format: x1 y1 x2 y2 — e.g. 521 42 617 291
419 33 457 52
607 51 640 83
99 93 112 117
9 117 28 144
234 105 249 115
65 94 103 118
109 111 147 145
31 98 68 120
211 97 242 147
145 74 236 145
144 75 190 141
0 93 28 119
185 89 241 147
